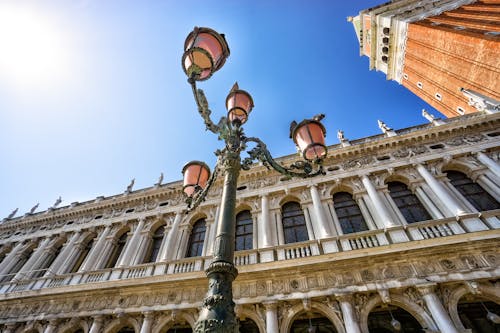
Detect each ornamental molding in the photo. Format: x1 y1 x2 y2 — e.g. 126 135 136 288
1 113 498 241
0 247 497 324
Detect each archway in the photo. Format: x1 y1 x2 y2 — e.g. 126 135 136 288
289 312 337 332
239 318 260 333
457 296 500 333
367 305 422 333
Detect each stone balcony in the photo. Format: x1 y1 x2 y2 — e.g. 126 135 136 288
0 209 498 297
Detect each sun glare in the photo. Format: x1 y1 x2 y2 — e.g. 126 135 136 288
0 5 71 90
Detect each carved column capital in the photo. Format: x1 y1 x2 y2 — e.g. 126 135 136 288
417 283 437 296
263 301 278 311
335 293 355 303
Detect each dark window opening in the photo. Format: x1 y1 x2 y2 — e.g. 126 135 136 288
333 192 368 234
282 202 309 244
235 210 253 251
387 181 431 223
447 170 500 211
186 219 206 257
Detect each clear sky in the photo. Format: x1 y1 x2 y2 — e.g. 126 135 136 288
0 0 442 219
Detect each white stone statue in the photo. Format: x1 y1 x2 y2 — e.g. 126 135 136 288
126 178 135 193
6 208 18 220
378 120 392 132
422 109 436 122
52 196 62 208
337 130 346 142
29 203 39 214
156 172 164 187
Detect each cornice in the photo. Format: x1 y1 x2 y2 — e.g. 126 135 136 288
1 113 498 237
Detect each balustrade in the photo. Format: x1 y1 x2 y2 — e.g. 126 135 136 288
0 212 496 295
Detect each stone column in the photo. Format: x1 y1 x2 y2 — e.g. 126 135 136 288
274 209 285 245
13 238 51 280
140 312 154 333
418 284 459 333
416 164 466 216
79 226 111 271
160 212 183 261
477 151 500 178
49 231 82 275
0 242 25 275
414 186 445 219
205 206 220 256
336 294 361 333
264 302 279 333
361 175 397 228
117 218 145 267
88 315 104 333
302 206 315 240
252 212 259 249
260 194 273 247
309 184 333 238
43 319 58 333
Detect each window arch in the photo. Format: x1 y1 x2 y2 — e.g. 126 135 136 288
105 230 129 268
387 181 432 223
186 219 206 257
282 201 308 244
70 238 94 273
332 192 368 234
144 226 164 263
235 210 253 251
446 170 500 211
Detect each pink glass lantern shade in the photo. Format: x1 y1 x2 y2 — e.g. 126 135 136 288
292 120 327 161
182 27 230 81
226 83 254 124
182 161 211 197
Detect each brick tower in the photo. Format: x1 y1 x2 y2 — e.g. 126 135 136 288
350 0 500 117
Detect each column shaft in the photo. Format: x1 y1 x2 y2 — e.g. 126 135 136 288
79 226 111 271
310 185 332 238
416 164 466 216
117 218 145 267
260 195 273 247
361 175 396 228
337 296 362 333
477 152 500 178
264 303 279 333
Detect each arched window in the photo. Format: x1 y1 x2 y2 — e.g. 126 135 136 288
186 219 206 257
105 231 129 268
145 226 164 263
70 238 94 273
235 210 253 251
387 181 432 223
333 192 368 234
282 202 308 244
446 170 500 211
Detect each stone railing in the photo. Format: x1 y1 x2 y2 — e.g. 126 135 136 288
0 210 497 295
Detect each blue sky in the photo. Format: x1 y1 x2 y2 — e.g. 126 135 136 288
0 0 441 218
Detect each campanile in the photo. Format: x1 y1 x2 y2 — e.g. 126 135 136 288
350 0 500 117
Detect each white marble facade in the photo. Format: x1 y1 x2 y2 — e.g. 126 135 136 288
0 112 499 333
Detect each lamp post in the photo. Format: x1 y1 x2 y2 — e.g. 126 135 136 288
181 27 328 333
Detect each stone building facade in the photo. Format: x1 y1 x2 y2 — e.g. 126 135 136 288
350 0 500 118
0 112 499 333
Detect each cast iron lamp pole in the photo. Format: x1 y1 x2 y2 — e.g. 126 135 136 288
181 27 328 333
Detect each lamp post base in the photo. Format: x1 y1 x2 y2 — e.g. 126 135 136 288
194 261 239 333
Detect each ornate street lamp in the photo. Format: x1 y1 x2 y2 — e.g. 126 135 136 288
181 26 328 333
